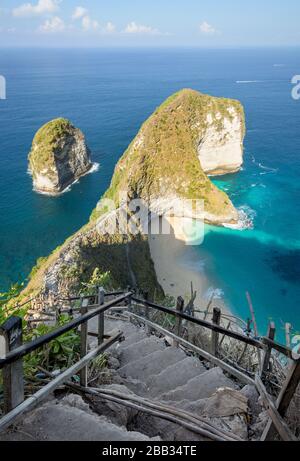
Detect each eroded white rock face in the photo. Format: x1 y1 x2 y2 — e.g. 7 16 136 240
148 195 239 228
198 108 244 176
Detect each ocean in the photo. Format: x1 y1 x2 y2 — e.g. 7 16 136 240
0 48 299 339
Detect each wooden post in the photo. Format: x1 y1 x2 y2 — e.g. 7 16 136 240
173 297 184 348
127 290 132 310
0 316 24 414
203 293 214 321
80 298 89 387
285 323 293 366
261 360 300 441
261 321 276 379
125 286 131 308
98 287 105 346
255 376 297 441
285 323 291 349
211 308 221 357
246 318 251 336
237 319 251 365
144 291 151 334
246 292 262 372
144 291 150 320
219 321 231 350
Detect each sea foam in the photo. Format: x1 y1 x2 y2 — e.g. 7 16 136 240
32 162 100 196
204 287 224 301
223 205 256 230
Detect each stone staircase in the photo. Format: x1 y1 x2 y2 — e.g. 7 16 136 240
111 320 235 401
0 313 259 442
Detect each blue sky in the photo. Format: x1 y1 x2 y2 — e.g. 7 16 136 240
1 0 300 47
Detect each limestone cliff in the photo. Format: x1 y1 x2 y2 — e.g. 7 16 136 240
28 118 92 195
198 105 245 176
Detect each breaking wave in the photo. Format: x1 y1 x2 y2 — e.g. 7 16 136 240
204 287 224 301
88 162 100 174
251 155 278 174
223 205 256 230
32 162 100 196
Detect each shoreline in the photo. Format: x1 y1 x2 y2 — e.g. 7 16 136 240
148 222 231 319
30 162 100 197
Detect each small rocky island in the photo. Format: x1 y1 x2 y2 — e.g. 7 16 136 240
28 118 93 195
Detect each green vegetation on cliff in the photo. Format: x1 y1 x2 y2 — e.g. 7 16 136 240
92 89 244 222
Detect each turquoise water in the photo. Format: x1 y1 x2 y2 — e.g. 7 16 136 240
0 48 299 338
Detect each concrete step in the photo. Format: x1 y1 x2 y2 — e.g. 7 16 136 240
119 347 187 381
119 331 146 348
104 331 146 354
146 357 206 397
160 367 236 402
104 318 135 335
88 317 144 352
0 396 160 442
88 317 136 337
119 337 165 367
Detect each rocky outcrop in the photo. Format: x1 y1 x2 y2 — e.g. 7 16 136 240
28 118 92 195
25 209 163 301
198 106 245 176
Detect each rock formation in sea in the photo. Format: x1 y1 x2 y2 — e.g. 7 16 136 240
21 89 245 301
93 88 245 226
28 118 92 195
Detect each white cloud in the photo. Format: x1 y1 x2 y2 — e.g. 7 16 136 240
0 26 16 33
199 21 217 35
81 15 99 31
38 15 65 32
103 21 116 34
72 6 100 31
13 0 60 18
71 6 99 31
71 6 87 20
124 21 160 35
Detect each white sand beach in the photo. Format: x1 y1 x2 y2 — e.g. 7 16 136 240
149 218 231 317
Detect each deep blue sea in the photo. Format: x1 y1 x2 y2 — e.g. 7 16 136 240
0 48 299 339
